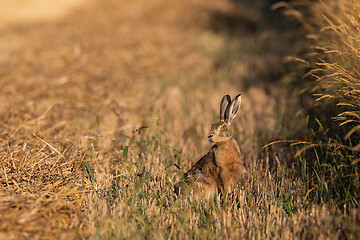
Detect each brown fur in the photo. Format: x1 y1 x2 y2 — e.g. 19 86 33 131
174 94 244 198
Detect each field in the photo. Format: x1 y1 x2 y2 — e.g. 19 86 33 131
1 0 359 239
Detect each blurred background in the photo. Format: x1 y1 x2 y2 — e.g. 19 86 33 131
0 0 300 152
1 0 359 239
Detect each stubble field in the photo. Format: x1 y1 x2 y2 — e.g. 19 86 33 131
1 0 359 239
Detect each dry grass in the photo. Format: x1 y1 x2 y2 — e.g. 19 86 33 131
282 0 360 139
278 0 360 208
311 0 360 144
1 0 359 239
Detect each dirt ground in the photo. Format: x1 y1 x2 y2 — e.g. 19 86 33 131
0 0 299 238
0 0 85 28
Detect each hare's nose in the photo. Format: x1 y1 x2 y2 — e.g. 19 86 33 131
208 134 213 142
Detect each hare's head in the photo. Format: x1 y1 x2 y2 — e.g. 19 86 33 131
208 94 241 143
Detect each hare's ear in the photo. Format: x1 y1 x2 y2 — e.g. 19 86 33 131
220 95 231 121
225 94 241 125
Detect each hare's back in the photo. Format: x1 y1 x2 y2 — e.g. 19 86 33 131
186 150 218 184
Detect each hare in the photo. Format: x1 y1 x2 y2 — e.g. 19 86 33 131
174 94 244 198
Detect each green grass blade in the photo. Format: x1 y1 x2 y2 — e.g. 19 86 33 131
123 145 129 158
84 160 96 182
139 167 152 189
